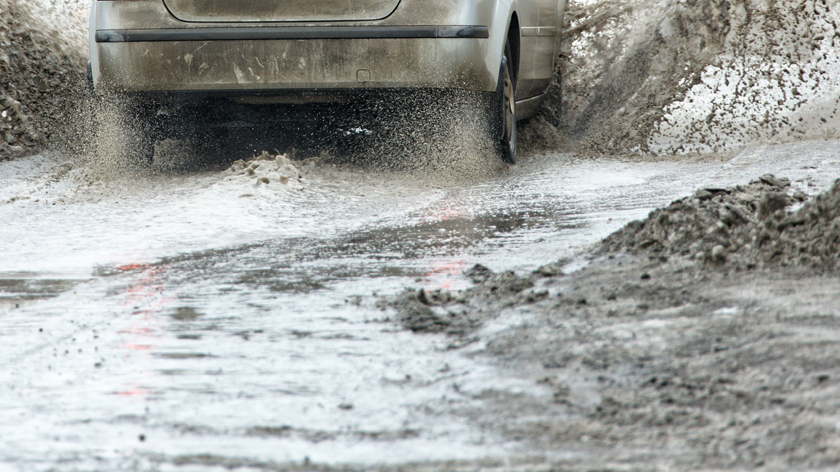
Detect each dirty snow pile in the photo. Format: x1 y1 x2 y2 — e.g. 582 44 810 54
0 0 88 160
225 152 303 188
599 175 840 270
533 0 840 155
651 0 840 154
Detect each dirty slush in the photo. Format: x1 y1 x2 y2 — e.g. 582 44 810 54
391 174 840 470
4 0 840 470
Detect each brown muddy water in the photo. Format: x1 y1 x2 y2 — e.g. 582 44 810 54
2 140 839 470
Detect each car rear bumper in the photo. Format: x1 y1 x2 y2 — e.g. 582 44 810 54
93 26 497 94
95 25 489 42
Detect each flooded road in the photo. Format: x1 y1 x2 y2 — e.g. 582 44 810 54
2 141 840 470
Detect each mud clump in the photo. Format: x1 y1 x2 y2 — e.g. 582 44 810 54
389 288 463 335
0 0 87 160
225 152 302 188
599 174 840 270
389 265 545 335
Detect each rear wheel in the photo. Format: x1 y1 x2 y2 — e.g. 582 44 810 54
496 40 517 164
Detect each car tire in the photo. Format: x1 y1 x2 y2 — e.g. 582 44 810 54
87 61 94 94
495 40 517 164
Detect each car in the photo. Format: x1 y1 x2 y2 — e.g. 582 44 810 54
89 0 566 164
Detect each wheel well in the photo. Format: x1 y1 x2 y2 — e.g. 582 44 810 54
507 13 521 85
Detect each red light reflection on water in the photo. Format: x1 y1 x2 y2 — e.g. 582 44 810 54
116 263 151 272
121 343 152 350
428 205 471 222
112 262 177 397
116 385 153 397
421 201 475 290
424 259 468 290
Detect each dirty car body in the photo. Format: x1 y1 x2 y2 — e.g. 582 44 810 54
89 0 566 162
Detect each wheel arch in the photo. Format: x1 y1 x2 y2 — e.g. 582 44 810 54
506 12 521 85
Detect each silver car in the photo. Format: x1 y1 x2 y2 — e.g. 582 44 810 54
89 0 566 163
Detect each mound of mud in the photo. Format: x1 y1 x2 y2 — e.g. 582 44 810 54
388 264 549 336
385 184 840 470
0 0 87 160
599 175 840 270
225 152 303 187
526 0 840 156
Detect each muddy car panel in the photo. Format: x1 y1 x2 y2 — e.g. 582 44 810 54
90 0 565 118
514 0 560 100
96 38 490 92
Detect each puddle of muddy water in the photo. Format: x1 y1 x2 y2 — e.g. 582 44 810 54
2 140 840 469
0 268 537 468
